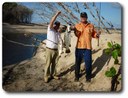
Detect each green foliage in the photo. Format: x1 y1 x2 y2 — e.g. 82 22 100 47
105 48 111 55
105 41 121 79
107 42 112 48
118 77 121 80
3 2 33 24
105 41 121 64
105 67 116 77
112 50 118 59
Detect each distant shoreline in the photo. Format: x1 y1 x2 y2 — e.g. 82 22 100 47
3 23 48 34
3 22 121 34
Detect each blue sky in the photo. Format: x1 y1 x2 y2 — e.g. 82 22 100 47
19 2 121 28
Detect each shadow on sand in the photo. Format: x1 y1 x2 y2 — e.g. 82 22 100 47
91 49 111 78
58 48 111 79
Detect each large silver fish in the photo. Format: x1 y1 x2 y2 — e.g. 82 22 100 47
64 24 71 53
58 37 63 57
58 25 67 57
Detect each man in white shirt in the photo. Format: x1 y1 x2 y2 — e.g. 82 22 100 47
44 11 62 83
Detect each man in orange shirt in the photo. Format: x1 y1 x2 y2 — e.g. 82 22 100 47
71 12 101 82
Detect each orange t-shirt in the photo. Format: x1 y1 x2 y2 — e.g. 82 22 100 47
75 22 98 49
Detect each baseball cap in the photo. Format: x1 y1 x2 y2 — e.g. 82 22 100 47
54 21 60 26
80 12 88 18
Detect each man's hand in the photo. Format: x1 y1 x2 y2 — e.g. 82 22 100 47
56 11 61 15
58 27 63 33
96 31 101 38
70 25 79 37
70 26 75 30
98 31 101 35
49 11 61 29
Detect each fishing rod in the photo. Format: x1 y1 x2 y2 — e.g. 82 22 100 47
92 2 101 46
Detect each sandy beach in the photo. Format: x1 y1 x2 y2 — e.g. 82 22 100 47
3 23 48 34
2 23 121 91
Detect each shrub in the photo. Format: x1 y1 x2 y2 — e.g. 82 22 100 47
105 41 121 64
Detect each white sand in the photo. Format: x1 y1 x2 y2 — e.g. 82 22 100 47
3 24 121 92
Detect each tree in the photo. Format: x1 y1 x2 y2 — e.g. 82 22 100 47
3 2 33 24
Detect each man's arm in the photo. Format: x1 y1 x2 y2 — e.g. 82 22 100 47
96 31 101 38
49 11 61 29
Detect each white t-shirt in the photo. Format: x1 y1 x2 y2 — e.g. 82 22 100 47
46 26 61 49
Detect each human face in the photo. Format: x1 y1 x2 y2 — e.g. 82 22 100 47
53 24 60 31
80 17 87 23
58 25 67 33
